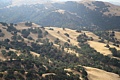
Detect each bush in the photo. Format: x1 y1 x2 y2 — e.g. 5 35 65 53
21 29 30 38
49 28 54 30
67 39 70 42
1 50 6 55
0 33 5 37
38 34 43 38
27 36 33 40
54 38 60 44
25 22 32 27
109 48 120 57
64 33 69 37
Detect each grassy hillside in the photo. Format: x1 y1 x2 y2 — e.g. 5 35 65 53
0 22 120 80
85 67 120 80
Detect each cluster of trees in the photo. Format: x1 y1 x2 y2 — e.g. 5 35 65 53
0 22 8 26
54 38 60 44
1 50 17 58
0 51 82 80
77 33 93 43
77 33 88 43
21 29 30 38
0 29 5 37
79 43 120 74
109 48 120 57
94 31 120 47
74 66 88 80
30 27 49 38
7 23 18 33
11 35 23 41
64 33 69 37
25 22 32 27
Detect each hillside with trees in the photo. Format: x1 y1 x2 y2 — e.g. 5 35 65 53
0 22 120 80
0 1 120 30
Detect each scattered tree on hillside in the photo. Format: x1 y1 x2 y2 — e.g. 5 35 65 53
105 44 110 48
109 48 120 57
44 31 48 36
0 32 5 37
54 38 60 44
57 31 60 34
27 36 33 40
25 22 32 27
64 33 69 37
64 42 70 48
63 28 65 30
67 39 70 42
0 22 8 26
21 29 30 38
7 24 17 32
76 30 81 33
49 28 54 30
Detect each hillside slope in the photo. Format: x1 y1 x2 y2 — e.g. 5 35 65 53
0 1 120 30
0 22 120 80
85 67 120 80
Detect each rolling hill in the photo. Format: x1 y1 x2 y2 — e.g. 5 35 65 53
0 1 120 30
0 22 120 79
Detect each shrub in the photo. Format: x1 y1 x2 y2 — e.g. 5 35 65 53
64 33 69 37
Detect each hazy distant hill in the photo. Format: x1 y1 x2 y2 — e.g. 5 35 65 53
11 0 54 6
0 1 120 30
109 1 120 6
0 0 12 8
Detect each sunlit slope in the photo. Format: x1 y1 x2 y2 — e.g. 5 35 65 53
82 31 100 41
115 31 120 41
45 27 81 46
88 41 120 56
15 22 40 30
0 24 12 40
85 67 120 80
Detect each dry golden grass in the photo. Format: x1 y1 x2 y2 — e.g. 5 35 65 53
0 25 12 40
7 48 40 57
45 28 103 57
82 31 100 41
85 67 120 80
64 48 80 57
88 41 112 55
45 27 81 46
115 31 120 41
15 22 40 30
30 51 40 57
9 48 21 56
42 73 56 78
29 32 38 41
88 41 120 56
